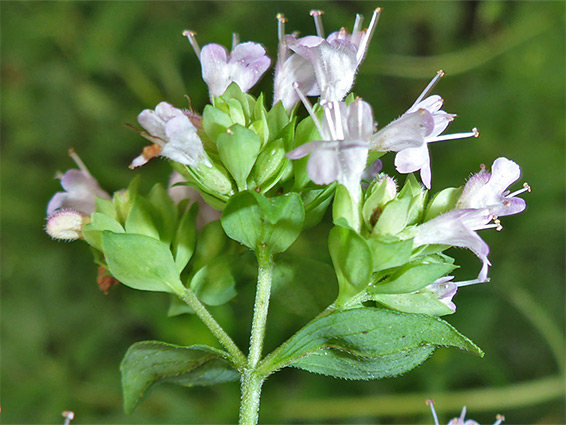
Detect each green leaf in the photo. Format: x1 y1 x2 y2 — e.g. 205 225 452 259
221 191 304 254
424 187 463 221
192 220 233 270
329 225 373 302
121 341 239 413
371 197 412 236
172 203 198 273
189 254 239 306
102 232 184 293
264 307 483 379
373 290 455 316
82 212 125 251
291 115 320 189
302 184 335 229
366 237 413 272
217 125 261 190
202 105 233 142
266 100 290 142
148 183 177 244
125 196 160 239
95 196 117 219
370 259 456 294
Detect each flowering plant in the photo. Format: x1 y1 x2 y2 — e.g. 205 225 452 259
45 7 529 424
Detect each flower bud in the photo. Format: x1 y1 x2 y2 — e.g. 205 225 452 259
46 210 90 241
362 176 397 231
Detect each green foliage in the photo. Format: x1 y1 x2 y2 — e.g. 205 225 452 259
262 307 482 378
221 191 305 254
102 232 185 294
121 341 239 413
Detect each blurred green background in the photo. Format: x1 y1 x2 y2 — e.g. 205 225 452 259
1 1 564 424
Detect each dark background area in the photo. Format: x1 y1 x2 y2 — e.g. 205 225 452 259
1 1 564 424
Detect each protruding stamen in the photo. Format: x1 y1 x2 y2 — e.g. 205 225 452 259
310 10 325 38
411 70 445 108
323 103 338 140
182 30 201 61
62 411 75 425
332 101 345 140
292 82 324 137
356 7 382 64
494 414 505 425
507 182 531 198
68 148 92 177
277 13 287 43
231 32 240 50
426 400 440 425
353 13 363 34
429 127 479 143
454 278 487 287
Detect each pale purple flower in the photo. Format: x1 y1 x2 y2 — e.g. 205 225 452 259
45 209 87 241
284 8 381 104
273 14 318 110
413 208 499 282
47 150 110 216
286 87 373 202
427 399 505 425
372 71 479 188
426 275 485 313
183 30 271 98
457 157 530 217
131 102 211 169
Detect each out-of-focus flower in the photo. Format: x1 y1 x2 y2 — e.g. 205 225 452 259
413 208 499 282
427 399 505 425
286 87 373 202
130 102 211 169
183 30 271 98
283 8 381 105
47 149 110 216
168 172 221 229
457 157 530 217
372 71 479 188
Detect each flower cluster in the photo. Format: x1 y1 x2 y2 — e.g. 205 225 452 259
46 7 529 314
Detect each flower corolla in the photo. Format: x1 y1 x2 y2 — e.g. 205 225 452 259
372 71 478 188
183 30 271 99
131 102 211 169
457 157 529 217
286 90 373 202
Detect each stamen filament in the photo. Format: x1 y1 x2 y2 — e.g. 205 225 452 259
455 278 487 287
276 13 287 44
232 32 240 50
411 70 445 108
494 414 505 425
324 104 338 140
429 127 479 143
507 182 531 197
332 101 345 140
426 400 440 425
182 30 201 61
310 10 325 38
292 82 325 137
356 8 382 64
68 148 92 177
353 13 363 34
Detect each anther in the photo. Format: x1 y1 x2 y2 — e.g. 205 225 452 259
62 411 75 425
494 218 503 231
310 10 325 38
411 70 445 108
182 30 201 60
277 13 287 44
494 414 505 425
507 182 531 198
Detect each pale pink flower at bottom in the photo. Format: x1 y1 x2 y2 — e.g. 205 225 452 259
427 399 505 425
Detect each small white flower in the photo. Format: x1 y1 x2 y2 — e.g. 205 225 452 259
457 157 530 217
47 149 110 216
372 71 479 188
427 399 505 425
131 102 211 169
286 85 373 203
183 30 271 99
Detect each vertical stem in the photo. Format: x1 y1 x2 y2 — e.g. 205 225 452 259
239 244 274 424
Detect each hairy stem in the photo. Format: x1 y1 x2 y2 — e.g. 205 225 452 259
239 244 274 424
175 287 247 368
